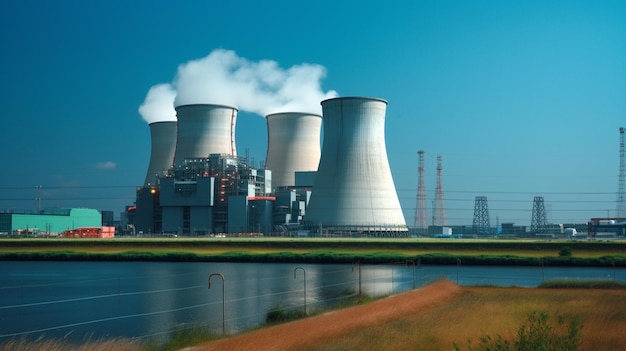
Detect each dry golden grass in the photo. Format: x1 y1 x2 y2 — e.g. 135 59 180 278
0 337 143 351
3 237 624 258
190 281 626 351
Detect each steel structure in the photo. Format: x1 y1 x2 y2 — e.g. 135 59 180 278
173 104 238 166
303 97 408 236
617 127 626 217
265 112 322 189
414 150 428 229
433 155 446 226
472 196 490 234
530 196 547 233
143 121 177 187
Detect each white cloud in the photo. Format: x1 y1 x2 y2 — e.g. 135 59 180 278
138 49 338 122
95 161 117 170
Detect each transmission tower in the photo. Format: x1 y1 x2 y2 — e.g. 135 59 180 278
617 127 626 218
472 196 490 235
530 196 547 234
414 150 428 229
433 155 446 226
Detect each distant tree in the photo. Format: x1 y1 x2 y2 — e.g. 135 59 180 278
559 247 573 257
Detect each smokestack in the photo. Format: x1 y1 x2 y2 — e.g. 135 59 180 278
173 104 238 166
265 112 322 189
303 97 408 235
144 121 177 187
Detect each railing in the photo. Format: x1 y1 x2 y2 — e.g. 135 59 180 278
0 262 622 344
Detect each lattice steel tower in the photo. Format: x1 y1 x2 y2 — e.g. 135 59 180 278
472 196 490 235
433 155 446 226
414 150 428 229
617 127 626 217
530 196 547 234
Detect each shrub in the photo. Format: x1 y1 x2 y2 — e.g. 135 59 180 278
454 311 582 351
559 247 573 257
265 305 306 324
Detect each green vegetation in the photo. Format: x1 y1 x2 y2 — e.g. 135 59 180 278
149 325 219 351
265 305 307 324
539 279 626 289
1 237 626 266
454 312 582 351
559 246 573 257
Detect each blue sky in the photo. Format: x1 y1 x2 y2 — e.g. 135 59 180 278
0 0 624 226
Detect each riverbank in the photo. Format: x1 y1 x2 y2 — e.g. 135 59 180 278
1 237 625 266
4 279 626 351
190 280 626 351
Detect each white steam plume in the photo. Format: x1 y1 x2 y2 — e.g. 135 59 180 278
138 83 177 124
138 49 337 122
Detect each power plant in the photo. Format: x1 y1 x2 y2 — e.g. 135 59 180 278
133 95 411 237
265 112 322 189
302 97 408 236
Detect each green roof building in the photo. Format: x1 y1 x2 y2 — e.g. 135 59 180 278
0 208 102 235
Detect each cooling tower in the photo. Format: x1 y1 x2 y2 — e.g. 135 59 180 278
265 112 322 189
144 121 177 187
173 104 238 166
303 97 408 235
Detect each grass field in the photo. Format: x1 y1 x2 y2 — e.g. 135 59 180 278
304 285 626 351
1 237 626 266
193 281 626 351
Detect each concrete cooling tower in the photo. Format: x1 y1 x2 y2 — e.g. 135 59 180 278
265 112 322 189
173 104 238 166
144 121 177 187
303 97 408 236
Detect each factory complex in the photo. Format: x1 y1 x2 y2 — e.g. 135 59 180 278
131 97 409 238
2 98 625 239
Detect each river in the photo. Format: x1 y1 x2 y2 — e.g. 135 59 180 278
0 261 622 343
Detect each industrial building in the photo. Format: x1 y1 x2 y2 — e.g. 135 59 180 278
0 208 103 236
159 154 272 236
587 218 626 238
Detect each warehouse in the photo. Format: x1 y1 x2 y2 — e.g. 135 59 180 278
0 208 102 236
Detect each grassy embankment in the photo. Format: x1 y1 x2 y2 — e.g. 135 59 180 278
299 283 626 351
4 280 624 351
1 237 626 266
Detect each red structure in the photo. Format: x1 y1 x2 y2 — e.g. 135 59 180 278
60 226 115 238
414 150 428 229
433 155 446 226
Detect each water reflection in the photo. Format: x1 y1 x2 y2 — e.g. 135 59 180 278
0 261 624 343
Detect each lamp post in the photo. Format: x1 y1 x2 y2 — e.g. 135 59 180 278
405 260 416 289
352 261 362 296
456 259 461 284
208 273 225 335
294 267 306 314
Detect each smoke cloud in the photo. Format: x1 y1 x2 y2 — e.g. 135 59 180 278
138 83 177 124
138 49 337 123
